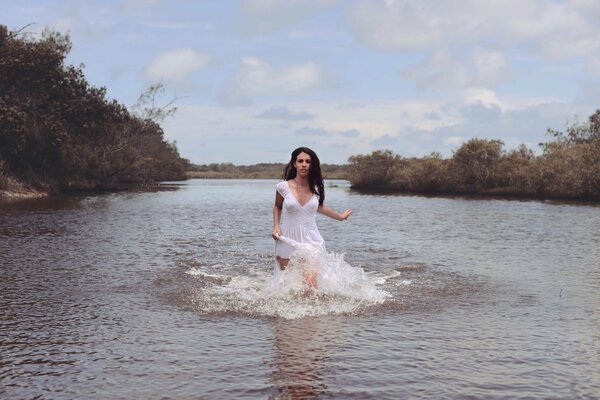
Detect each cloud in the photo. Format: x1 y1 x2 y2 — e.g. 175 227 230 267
121 0 171 13
347 1 600 53
145 48 211 82
418 100 590 156
444 136 463 146
221 57 324 105
239 0 338 35
339 129 360 138
370 134 399 148
502 1 600 60
294 126 361 138
577 76 600 105
257 106 316 121
52 17 75 33
401 48 510 90
161 94 598 164
348 0 600 82
294 126 329 136
140 20 189 30
347 0 495 50
461 88 503 107
587 57 600 76
473 49 510 84
459 102 503 124
425 111 443 120
336 101 365 110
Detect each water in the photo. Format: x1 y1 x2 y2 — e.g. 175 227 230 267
1 179 599 399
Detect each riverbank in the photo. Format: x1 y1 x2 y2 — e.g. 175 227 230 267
347 130 600 204
4 173 596 205
1 26 187 198
349 184 600 205
0 177 48 200
186 163 348 180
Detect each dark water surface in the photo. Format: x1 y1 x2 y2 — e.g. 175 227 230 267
1 179 599 399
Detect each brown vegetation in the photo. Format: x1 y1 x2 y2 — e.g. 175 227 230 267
186 163 348 180
0 25 186 196
348 109 600 202
3 22 597 203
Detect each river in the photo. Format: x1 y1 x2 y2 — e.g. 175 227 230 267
1 179 598 399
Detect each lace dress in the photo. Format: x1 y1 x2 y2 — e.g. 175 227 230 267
275 180 326 258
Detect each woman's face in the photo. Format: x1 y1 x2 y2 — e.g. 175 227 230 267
294 152 311 177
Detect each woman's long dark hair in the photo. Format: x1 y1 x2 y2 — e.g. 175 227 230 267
282 147 325 206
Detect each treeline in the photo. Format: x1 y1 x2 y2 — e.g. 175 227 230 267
0 25 186 194
187 162 348 179
348 109 600 202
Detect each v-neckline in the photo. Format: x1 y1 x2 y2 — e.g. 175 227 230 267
287 180 313 207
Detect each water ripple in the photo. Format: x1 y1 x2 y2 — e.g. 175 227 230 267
1 180 598 399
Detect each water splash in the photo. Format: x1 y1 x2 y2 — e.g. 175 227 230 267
184 236 390 319
185 268 232 284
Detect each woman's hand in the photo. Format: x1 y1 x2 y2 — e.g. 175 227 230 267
339 209 352 221
272 227 280 240
318 205 352 221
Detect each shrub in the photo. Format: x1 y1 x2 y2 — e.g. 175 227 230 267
495 144 539 196
388 153 454 192
347 150 399 188
345 110 600 201
0 160 8 190
537 140 600 200
0 25 186 192
451 139 504 191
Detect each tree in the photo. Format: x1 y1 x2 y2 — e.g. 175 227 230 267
451 139 504 191
546 109 600 145
347 149 399 188
0 24 186 192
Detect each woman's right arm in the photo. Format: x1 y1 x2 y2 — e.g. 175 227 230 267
272 191 284 240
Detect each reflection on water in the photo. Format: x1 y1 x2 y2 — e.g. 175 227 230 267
1 179 599 399
271 318 327 399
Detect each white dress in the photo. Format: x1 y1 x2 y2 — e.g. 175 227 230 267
275 180 326 258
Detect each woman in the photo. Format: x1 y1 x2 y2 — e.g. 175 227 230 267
272 147 352 277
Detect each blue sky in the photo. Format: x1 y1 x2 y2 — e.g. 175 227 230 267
4 0 600 164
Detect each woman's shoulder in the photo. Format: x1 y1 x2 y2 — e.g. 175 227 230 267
276 180 290 194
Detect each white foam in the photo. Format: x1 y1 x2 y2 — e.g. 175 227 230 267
184 236 391 319
185 268 231 283
371 270 403 285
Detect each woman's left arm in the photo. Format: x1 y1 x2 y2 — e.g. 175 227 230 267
318 205 352 221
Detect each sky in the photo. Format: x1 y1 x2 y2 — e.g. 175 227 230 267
4 0 600 165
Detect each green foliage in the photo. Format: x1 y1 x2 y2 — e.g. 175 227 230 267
0 24 186 192
348 111 600 201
